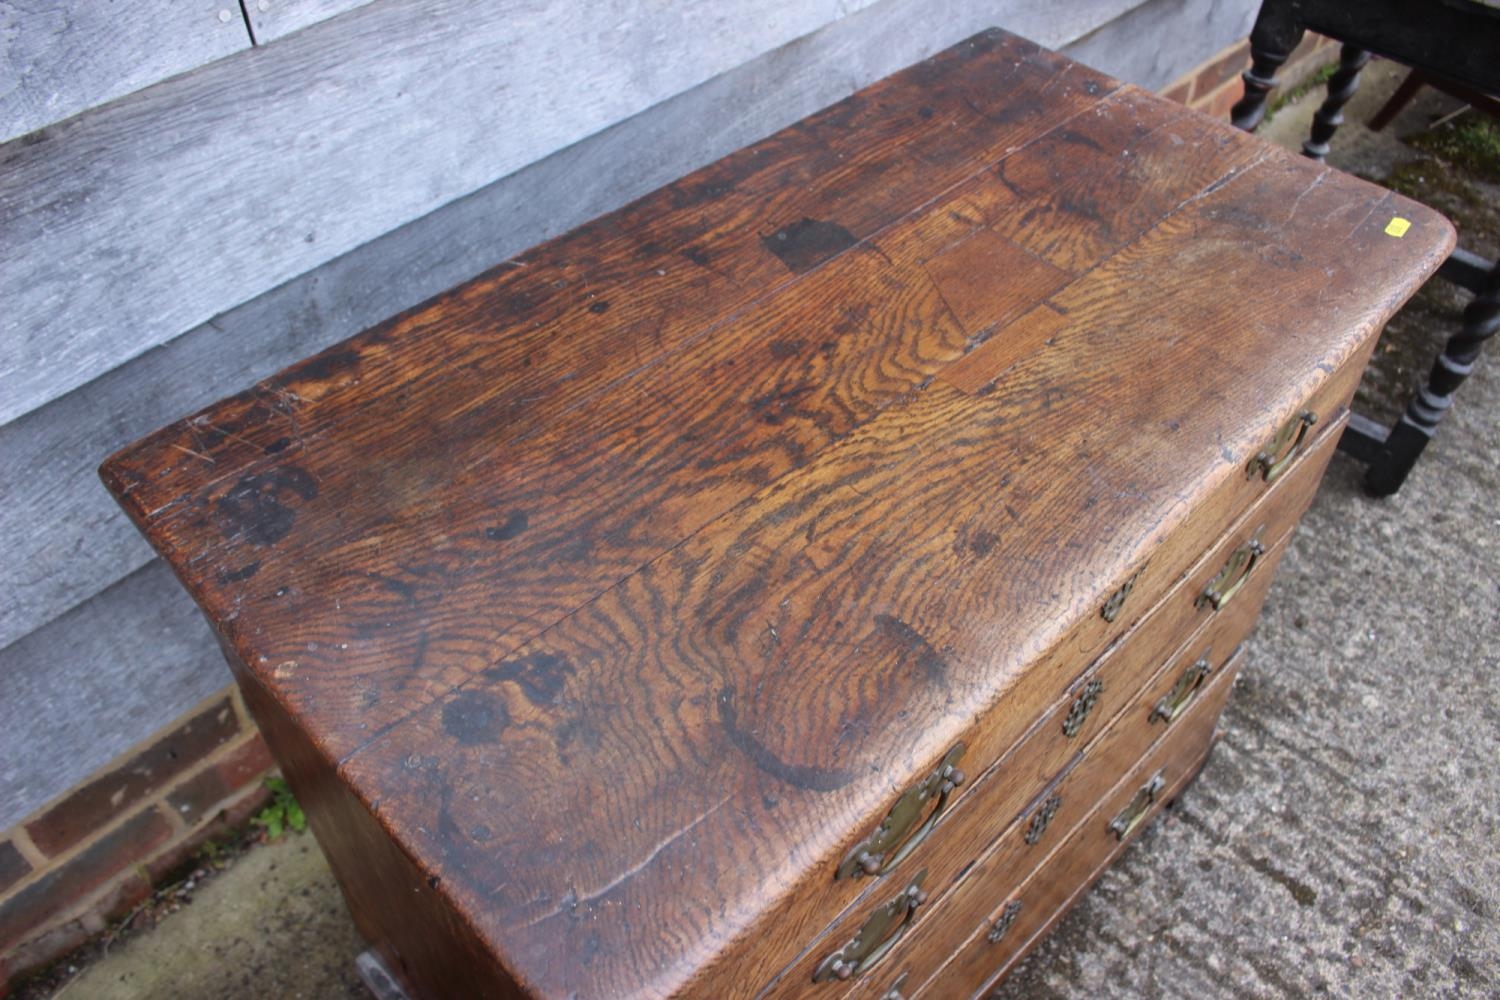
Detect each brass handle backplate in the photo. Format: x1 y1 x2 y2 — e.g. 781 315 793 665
1197 536 1264 611
1151 656 1212 725
814 870 929 983
1108 771 1165 841
1024 793 1062 845
986 899 1023 944
838 745 966 880
1101 566 1145 623
1062 678 1104 738
1248 410 1316 483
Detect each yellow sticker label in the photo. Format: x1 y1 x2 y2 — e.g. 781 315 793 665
1385 217 1411 237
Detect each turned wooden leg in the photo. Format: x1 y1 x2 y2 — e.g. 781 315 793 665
1302 44 1371 161
1365 260 1500 496
1230 2 1305 132
1368 68 1426 132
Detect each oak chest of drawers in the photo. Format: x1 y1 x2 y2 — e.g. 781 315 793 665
101 29 1451 1000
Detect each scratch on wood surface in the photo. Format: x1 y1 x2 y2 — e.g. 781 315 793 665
170 443 215 464
521 794 732 927
1282 169 1329 224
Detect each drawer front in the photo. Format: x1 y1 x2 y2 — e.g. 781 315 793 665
826 637 1251 1000
917 652 1242 999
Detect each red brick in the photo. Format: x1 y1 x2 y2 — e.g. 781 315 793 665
0 843 29 896
25 697 239 856
1192 79 1244 121
164 734 275 826
0 808 171 950
0 871 150 987
1162 80 1192 105
146 781 275 883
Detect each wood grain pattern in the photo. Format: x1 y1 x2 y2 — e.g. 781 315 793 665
918 656 1240 998
758 422 1332 998
100 29 1453 1000
244 0 375 43
774 534 1287 999
0 0 250 143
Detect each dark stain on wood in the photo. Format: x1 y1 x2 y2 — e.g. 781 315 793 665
717 686 855 791
279 346 362 385
485 511 530 541
484 651 572 706
761 217 857 274
874 614 949 683
213 466 317 546
217 561 261 583
441 690 509 746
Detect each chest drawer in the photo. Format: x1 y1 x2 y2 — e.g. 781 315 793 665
759 414 1333 997
784 605 1260 999
904 649 1242 999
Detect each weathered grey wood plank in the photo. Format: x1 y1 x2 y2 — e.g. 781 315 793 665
244 0 376 44
0 0 1193 650
0 0 887 425
0 0 250 143
1065 0 1259 93
0 561 229 827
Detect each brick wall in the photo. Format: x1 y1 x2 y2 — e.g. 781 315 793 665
0 30 1344 996
0 687 273 991
1163 32 1339 117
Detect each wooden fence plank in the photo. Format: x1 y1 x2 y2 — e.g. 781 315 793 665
245 0 376 44
0 0 886 425
0 0 250 143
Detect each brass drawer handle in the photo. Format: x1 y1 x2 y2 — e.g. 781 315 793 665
986 899 1023 944
1062 678 1104 738
838 745 966 880
814 871 929 982
1196 536 1264 611
1248 410 1316 483
1150 656 1212 725
1024 793 1062 845
1108 771 1165 841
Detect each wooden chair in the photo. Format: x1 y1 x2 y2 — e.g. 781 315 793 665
1229 0 1500 496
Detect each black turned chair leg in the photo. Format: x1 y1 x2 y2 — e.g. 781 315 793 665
1231 1 1305 131
1303 44 1371 161
1365 260 1500 496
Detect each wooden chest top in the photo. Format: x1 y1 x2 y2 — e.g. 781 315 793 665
102 29 1451 999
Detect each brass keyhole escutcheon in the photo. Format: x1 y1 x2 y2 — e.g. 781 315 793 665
1197 535 1264 611
813 871 929 982
1248 410 1316 483
1151 656 1212 724
838 745 966 880
1024 793 1062 845
986 899 1023 944
1101 566 1145 623
1108 771 1165 841
1063 678 1104 738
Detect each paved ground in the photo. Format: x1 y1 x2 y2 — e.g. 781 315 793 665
41 61 1498 1000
